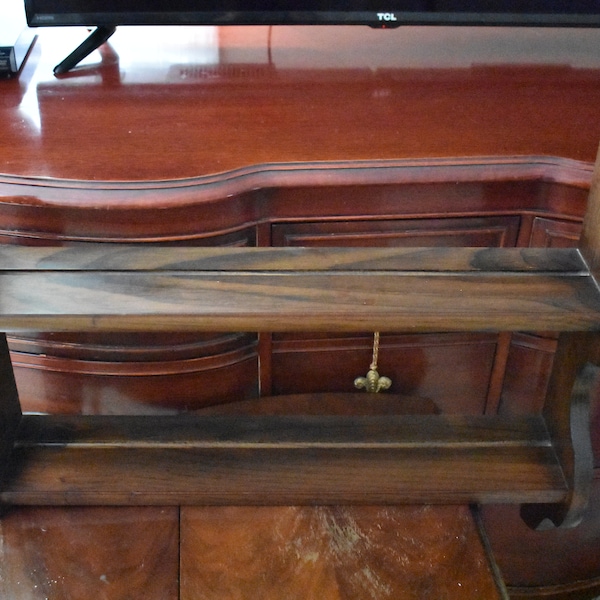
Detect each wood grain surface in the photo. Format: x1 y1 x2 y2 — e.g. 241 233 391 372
0 246 596 333
0 412 566 506
180 505 506 600
0 506 179 600
3 27 600 183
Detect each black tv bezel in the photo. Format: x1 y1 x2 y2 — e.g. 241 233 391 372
24 1 600 75
23 1 600 29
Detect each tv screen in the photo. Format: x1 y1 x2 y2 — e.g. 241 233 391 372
24 1 600 28
25 1 600 74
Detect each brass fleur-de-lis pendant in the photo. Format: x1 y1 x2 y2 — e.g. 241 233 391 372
354 332 392 393
354 368 392 393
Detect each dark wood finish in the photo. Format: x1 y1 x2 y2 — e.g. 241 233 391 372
0 243 583 271
180 505 506 600
520 333 599 529
0 506 179 599
1 411 566 506
497 333 558 416
0 334 21 491
0 246 596 333
198 392 439 415
0 244 594 523
271 216 521 248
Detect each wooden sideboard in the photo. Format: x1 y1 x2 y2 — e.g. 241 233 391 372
1 24 600 598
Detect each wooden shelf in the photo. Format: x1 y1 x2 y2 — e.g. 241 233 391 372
0 242 596 529
0 245 597 333
1 413 566 506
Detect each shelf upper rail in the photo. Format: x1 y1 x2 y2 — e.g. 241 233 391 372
0 245 597 333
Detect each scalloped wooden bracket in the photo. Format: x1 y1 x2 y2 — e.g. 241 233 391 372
521 359 597 530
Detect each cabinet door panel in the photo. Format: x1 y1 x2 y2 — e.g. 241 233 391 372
497 333 558 416
272 216 520 248
529 216 582 248
271 216 519 414
8 229 259 415
271 333 496 415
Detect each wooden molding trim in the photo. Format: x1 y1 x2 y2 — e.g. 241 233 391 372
0 155 593 209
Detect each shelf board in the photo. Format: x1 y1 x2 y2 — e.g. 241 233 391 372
0 246 597 333
0 413 567 506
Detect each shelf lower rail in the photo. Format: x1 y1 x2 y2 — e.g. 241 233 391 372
0 414 567 506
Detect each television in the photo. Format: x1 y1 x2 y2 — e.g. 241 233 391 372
24 0 600 74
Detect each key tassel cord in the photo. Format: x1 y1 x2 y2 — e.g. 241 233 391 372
354 332 392 393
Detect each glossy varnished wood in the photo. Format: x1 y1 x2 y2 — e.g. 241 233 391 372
0 23 598 599
270 332 499 414
0 506 179 599
180 505 506 600
2 27 600 184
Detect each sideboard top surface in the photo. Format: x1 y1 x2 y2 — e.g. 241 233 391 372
2 25 600 183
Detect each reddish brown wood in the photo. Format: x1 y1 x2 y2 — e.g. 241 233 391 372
0 181 583 417
271 216 520 248
529 217 583 249
484 331 513 414
0 506 179 599
498 333 558 416
0 25 598 598
1 228 260 415
581 145 600 284
11 338 258 414
482 474 600 600
0 179 587 244
4 28 600 183
180 505 506 600
271 332 497 415
268 205 581 418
